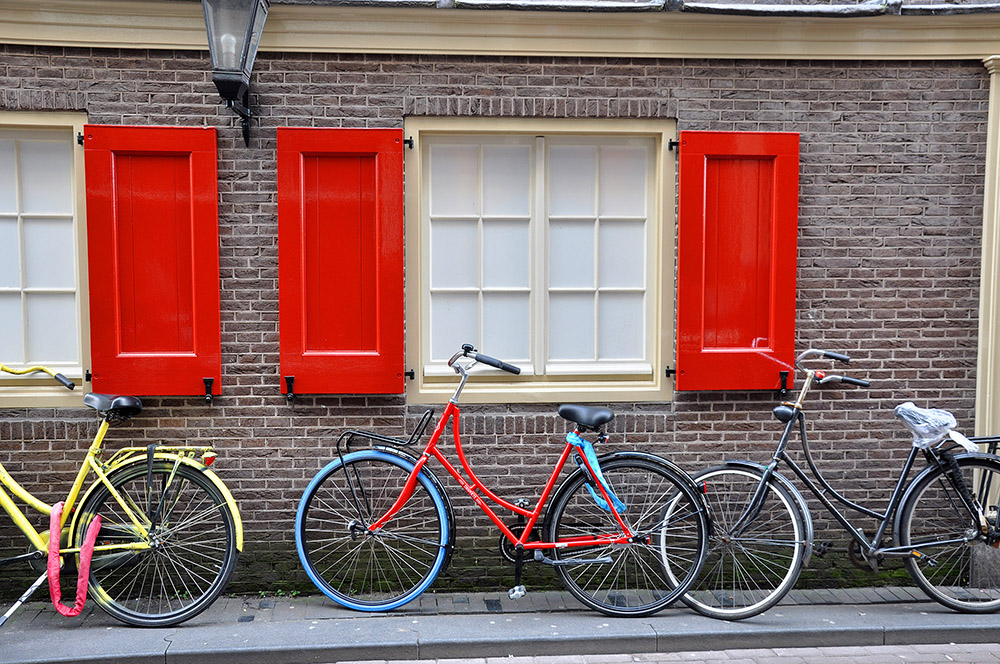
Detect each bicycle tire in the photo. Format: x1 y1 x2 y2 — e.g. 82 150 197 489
74 461 239 627
675 464 806 620
897 455 1000 613
295 449 450 611
545 456 708 617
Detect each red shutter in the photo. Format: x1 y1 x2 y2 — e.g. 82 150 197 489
676 131 798 391
277 128 404 395
83 125 221 397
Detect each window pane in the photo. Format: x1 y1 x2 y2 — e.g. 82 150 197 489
549 145 595 217
0 140 15 213
0 293 23 363
599 221 645 289
430 292 478 361
483 145 531 217
549 220 593 289
483 292 530 361
599 293 644 360
20 140 73 214
549 293 594 361
431 220 478 288
430 145 479 217
0 217 18 288
24 218 75 289
599 146 647 218
25 293 77 364
483 220 530 288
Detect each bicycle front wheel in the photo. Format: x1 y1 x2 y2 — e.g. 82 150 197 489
677 465 806 620
546 456 708 617
898 455 1000 613
295 449 450 611
75 462 239 627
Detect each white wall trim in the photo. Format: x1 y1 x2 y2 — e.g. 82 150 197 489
4 0 1000 60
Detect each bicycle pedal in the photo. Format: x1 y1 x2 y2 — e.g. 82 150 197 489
508 585 526 600
812 541 833 557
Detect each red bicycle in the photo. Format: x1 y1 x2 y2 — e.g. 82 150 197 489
295 344 709 617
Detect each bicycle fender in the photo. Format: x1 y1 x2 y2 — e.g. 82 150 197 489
69 454 244 552
714 460 815 568
891 451 998 544
372 445 457 573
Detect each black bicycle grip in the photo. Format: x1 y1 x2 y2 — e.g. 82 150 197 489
53 373 75 390
823 351 851 363
474 352 522 375
840 376 870 388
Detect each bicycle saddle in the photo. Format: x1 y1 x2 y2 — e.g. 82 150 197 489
558 404 614 430
894 401 955 448
83 393 143 418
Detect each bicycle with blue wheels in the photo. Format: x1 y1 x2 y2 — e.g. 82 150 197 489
295 344 710 617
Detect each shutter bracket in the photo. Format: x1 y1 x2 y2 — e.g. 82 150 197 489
668 139 680 153
285 376 295 404
404 137 414 149
405 369 415 380
665 367 676 378
203 377 214 404
779 371 789 396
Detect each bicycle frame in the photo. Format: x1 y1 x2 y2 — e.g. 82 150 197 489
739 365 978 562
1 416 240 565
367 361 637 553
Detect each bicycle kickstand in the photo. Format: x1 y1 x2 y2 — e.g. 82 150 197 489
0 571 48 628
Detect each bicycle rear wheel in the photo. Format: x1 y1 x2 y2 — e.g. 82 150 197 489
74 462 239 627
295 449 450 611
676 465 806 620
898 455 1000 613
545 456 708 617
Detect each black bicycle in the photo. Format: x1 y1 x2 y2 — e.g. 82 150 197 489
664 349 1000 620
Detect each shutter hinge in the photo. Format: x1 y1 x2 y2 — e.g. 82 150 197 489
668 139 680 153
405 369 415 380
665 367 676 378
404 137 414 149
85 369 92 383
203 377 214 404
76 132 84 146
284 376 295 404
779 370 789 396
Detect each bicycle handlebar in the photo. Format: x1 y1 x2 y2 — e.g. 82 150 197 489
0 363 75 390
794 349 869 390
453 344 522 375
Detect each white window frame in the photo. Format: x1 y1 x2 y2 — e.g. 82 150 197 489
404 117 676 404
0 111 91 407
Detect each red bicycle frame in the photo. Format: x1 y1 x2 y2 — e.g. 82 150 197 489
369 398 636 552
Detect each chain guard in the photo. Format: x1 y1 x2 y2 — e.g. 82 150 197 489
848 538 881 571
499 525 540 563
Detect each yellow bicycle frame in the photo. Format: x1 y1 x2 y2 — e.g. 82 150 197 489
0 364 243 559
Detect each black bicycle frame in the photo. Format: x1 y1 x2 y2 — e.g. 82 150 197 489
736 408 952 561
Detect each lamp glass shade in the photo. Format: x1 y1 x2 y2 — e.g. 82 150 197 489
202 0 269 78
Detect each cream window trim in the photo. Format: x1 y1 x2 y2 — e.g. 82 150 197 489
0 111 92 409
3 0 1000 61
404 116 674 405
977 56 1000 438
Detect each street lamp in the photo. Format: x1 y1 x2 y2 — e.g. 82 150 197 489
202 0 269 146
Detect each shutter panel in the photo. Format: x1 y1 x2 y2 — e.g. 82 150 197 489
277 128 404 395
676 131 798 391
83 125 221 397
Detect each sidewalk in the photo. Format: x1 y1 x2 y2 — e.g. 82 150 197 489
2 588 999 664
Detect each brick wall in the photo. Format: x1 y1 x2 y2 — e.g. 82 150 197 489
0 46 988 596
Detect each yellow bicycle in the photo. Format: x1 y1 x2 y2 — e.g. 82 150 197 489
0 364 242 627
